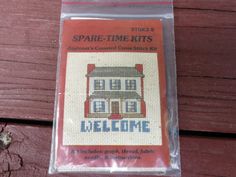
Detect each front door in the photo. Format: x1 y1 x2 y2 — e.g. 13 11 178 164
111 102 119 114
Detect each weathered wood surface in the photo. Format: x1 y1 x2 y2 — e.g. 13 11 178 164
0 1 236 177
0 123 235 177
0 1 236 133
174 0 236 11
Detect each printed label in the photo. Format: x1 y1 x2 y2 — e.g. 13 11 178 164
56 19 170 169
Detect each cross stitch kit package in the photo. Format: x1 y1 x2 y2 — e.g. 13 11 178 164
49 0 180 176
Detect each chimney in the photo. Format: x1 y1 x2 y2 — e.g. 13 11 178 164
87 64 95 74
135 64 143 74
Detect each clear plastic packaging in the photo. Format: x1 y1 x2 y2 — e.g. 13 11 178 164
49 0 180 176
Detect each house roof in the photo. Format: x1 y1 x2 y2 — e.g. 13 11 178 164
86 67 144 77
89 91 142 99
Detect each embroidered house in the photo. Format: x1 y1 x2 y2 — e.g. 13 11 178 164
84 64 146 119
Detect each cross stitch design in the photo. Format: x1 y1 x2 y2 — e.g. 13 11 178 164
84 64 146 119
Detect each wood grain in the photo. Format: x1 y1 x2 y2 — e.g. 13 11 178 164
174 0 236 12
0 0 236 133
0 123 235 177
178 77 236 133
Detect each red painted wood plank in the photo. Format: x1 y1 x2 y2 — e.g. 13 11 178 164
0 0 236 134
174 0 236 12
0 46 56 120
0 0 61 21
178 76 236 133
0 123 235 177
176 28 236 78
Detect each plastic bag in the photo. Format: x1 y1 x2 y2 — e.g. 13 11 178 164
49 0 180 176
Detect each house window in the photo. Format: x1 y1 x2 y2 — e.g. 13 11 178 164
94 80 105 90
126 101 137 112
110 79 121 90
125 80 136 90
94 101 105 112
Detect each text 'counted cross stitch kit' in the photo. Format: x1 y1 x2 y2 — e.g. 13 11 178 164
49 0 180 176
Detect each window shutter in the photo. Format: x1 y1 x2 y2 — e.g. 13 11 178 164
110 80 112 90
134 80 136 90
93 101 96 112
94 80 96 90
118 80 121 90
134 102 137 112
102 80 105 90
